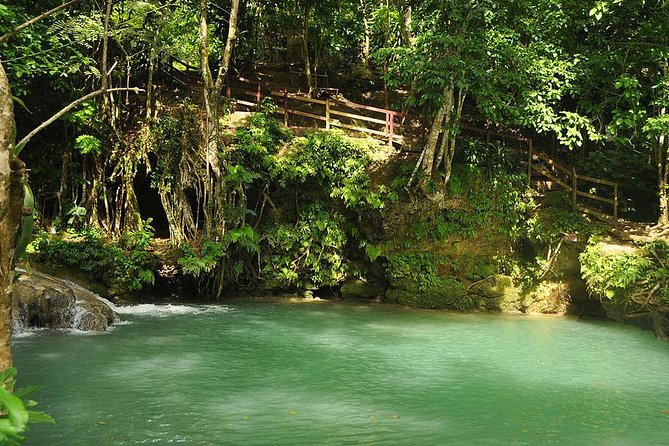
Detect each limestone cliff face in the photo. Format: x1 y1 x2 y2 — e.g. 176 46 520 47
12 272 118 332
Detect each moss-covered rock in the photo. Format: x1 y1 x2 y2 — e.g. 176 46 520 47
340 278 385 300
385 278 466 309
469 275 524 312
523 281 570 314
579 236 669 338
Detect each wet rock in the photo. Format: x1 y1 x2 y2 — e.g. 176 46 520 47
340 278 385 301
12 271 118 332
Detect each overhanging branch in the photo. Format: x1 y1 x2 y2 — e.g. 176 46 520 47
0 0 86 45
15 87 144 155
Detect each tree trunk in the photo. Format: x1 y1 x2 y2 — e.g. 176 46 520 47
101 0 113 118
360 0 370 70
399 1 413 45
145 52 156 120
198 0 240 238
658 128 669 226
657 61 669 226
301 0 315 94
421 87 451 178
57 150 70 218
442 89 465 185
0 63 24 370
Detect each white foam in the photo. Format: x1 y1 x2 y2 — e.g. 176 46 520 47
113 304 232 317
62 328 108 336
13 327 49 338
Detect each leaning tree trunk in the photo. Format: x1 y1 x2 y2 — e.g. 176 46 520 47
440 88 465 186
420 87 452 178
0 63 25 369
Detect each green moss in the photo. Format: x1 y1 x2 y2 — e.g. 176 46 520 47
385 278 466 309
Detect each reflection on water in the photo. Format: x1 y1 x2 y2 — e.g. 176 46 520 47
13 301 669 445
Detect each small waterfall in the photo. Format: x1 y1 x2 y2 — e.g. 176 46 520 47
12 271 118 332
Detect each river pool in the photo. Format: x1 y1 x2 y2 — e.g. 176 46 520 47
12 300 669 445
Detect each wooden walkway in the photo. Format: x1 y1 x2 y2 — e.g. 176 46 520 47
460 126 619 221
158 59 620 222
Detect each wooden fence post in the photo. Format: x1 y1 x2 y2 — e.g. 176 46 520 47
388 112 395 147
572 166 578 211
527 139 533 187
325 98 330 130
614 183 619 222
283 90 288 127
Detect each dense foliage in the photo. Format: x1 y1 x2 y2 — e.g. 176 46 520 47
1 0 667 309
34 222 157 295
581 238 669 315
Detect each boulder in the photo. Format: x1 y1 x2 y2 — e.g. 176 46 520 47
12 272 118 332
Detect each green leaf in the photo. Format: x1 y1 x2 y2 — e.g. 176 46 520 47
365 244 382 262
0 368 17 387
27 411 55 425
11 96 30 113
0 387 29 429
75 135 102 155
13 385 43 400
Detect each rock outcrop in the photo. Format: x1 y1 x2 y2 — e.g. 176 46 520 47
12 271 118 332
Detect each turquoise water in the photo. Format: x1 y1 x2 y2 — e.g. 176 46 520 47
12 300 669 445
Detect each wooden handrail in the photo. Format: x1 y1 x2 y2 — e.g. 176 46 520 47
218 67 619 223
168 55 199 72
575 173 617 187
466 123 619 221
267 89 404 147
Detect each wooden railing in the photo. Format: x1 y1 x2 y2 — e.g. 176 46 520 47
224 78 405 147
158 61 618 221
461 126 619 221
274 91 404 147
225 76 263 109
529 146 619 221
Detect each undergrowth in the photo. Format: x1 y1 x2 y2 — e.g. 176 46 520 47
33 220 157 295
580 237 669 314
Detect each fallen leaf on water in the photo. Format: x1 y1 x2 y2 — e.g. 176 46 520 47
290 410 298 416
392 414 400 419
662 410 669 415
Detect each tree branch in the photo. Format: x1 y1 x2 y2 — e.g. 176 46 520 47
0 0 85 45
15 87 143 155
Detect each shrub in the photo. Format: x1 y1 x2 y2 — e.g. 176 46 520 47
580 237 669 310
34 221 157 295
